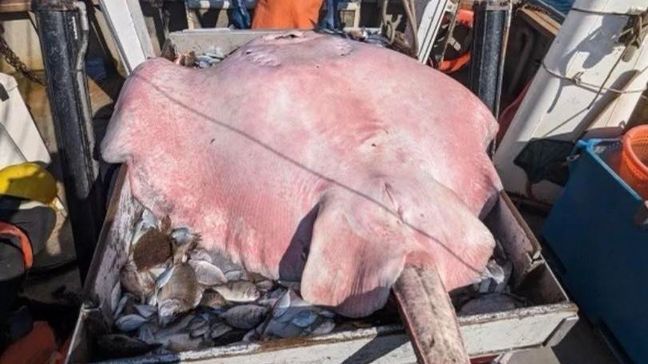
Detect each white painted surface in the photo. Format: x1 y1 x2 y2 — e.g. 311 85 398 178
416 0 452 63
0 73 51 168
494 0 648 203
99 0 156 74
0 16 43 73
112 306 575 363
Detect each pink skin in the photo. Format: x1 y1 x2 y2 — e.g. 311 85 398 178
101 32 501 318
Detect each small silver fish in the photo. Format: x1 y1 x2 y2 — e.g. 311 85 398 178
242 328 259 342
171 228 199 264
285 290 312 308
113 294 131 318
263 319 303 338
170 227 199 246
120 262 155 299
115 314 149 332
189 316 209 332
210 321 232 339
257 296 279 308
214 281 260 303
154 314 194 339
141 209 159 229
223 269 248 282
138 322 157 344
199 289 228 309
190 322 210 339
189 248 213 264
268 287 287 299
220 304 268 329
292 310 318 328
134 304 157 319
274 291 320 325
310 319 335 336
164 332 204 352
149 265 167 280
158 299 183 327
147 293 157 307
278 280 301 291
318 310 336 319
189 260 227 286
155 265 175 290
255 279 274 291
272 290 291 318
157 263 203 322
130 210 158 248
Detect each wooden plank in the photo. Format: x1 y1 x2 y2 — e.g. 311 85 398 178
0 0 30 13
394 267 470 363
518 7 560 39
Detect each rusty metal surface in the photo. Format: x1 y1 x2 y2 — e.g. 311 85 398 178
484 192 542 288
69 165 577 363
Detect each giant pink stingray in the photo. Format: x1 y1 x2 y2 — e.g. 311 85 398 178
102 31 502 317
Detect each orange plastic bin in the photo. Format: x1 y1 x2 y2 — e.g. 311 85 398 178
618 125 648 198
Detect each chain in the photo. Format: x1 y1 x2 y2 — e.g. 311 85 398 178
0 35 46 85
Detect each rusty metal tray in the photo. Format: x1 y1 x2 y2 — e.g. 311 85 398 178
66 29 577 363
67 163 576 363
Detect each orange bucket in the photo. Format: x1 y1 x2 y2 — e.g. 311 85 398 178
618 125 648 198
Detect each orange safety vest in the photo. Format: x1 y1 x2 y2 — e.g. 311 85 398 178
0 221 32 269
252 0 324 29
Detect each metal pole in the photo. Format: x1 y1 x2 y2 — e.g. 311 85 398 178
469 0 512 119
32 0 105 281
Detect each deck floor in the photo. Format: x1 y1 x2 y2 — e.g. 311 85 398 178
505 208 619 364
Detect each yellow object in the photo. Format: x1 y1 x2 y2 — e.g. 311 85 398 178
0 162 57 204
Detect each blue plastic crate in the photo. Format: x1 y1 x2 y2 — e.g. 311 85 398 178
543 139 648 363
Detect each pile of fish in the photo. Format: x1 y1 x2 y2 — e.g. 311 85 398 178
454 241 526 316
106 209 337 353
101 212 524 358
187 30 387 69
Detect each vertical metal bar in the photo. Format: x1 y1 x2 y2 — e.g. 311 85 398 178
470 0 512 119
32 0 105 281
